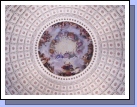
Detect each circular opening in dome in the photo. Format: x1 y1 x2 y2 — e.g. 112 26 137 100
38 21 93 77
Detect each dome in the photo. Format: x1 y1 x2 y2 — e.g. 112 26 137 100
5 5 125 96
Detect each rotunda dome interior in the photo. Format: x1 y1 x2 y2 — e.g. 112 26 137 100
5 5 125 95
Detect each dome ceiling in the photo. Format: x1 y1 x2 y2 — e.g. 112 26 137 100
5 5 125 95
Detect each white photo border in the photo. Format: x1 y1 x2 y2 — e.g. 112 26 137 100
1 1 129 99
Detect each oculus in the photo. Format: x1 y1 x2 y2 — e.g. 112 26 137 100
38 22 93 76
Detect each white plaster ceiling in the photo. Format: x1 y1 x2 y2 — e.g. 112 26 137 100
5 5 125 95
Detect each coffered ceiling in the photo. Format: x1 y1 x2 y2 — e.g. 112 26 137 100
5 5 125 95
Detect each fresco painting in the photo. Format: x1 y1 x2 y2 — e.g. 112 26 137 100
38 22 93 76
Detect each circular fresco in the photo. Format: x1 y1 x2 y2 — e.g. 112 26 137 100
38 21 93 76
